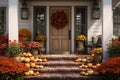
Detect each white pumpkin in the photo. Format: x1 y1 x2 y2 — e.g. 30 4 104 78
87 69 94 75
24 58 30 63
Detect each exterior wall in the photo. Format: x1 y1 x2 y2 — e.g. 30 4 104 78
18 1 102 42
0 0 103 43
0 0 8 7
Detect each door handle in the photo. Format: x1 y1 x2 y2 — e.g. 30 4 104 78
68 30 71 40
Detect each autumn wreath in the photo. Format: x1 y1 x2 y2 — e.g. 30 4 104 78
51 10 68 30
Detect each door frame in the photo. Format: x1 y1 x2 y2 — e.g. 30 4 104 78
30 1 90 54
49 6 71 54
47 6 74 54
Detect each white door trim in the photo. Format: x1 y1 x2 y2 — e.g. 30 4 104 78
71 6 75 53
46 6 49 54
47 6 74 54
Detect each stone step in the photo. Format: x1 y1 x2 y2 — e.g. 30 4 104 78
24 73 101 80
36 61 84 66
24 54 101 80
32 66 83 73
37 54 90 60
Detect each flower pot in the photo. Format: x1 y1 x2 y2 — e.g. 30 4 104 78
93 54 102 63
77 41 85 52
31 49 38 56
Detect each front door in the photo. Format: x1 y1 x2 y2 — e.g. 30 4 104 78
49 6 71 54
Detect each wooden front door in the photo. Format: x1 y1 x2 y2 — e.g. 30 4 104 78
49 6 71 54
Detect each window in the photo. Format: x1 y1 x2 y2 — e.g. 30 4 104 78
0 7 6 36
74 6 87 52
33 6 46 40
113 1 120 36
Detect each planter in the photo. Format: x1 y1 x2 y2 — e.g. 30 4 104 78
93 54 103 63
77 40 85 53
31 49 38 56
19 37 30 44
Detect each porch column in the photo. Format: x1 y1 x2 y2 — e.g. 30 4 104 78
8 0 19 41
102 0 113 61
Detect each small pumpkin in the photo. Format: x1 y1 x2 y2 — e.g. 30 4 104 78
24 71 30 76
25 63 30 68
28 70 34 75
30 56 35 62
43 58 48 62
24 58 30 63
30 63 36 68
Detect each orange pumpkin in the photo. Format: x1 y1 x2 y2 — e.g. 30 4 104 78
24 58 30 63
43 58 48 62
25 63 30 68
30 56 35 62
24 72 30 76
30 63 36 68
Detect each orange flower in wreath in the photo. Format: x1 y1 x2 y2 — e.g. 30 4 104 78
51 10 68 30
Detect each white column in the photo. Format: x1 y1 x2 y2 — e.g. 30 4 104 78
71 6 75 53
8 0 19 41
102 0 113 61
46 6 49 54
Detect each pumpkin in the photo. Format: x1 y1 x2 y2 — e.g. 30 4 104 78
25 63 30 68
92 65 97 69
14 56 21 62
27 52 32 57
82 58 87 62
75 58 81 62
24 71 30 76
20 57 25 62
87 69 94 75
28 70 34 75
83 65 88 69
84 73 89 76
33 73 38 76
38 58 42 62
30 63 36 68
24 58 30 63
39 65 44 69
80 71 86 75
96 63 101 67
23 52 28 57
87 63 93 68
30 56 35 62
36 71 40 75
35 65 39 69
43 58 47 62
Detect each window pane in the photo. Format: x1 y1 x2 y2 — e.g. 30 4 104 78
33 6 46 39
0 7 6 36
113 1 120 35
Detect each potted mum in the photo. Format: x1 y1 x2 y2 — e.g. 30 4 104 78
89 48 103 63
96 56 120 80
76 34 87 53
19 28 32 44
26 41 42 55
0 56 28 80
107 35 120 57
6 40 23 57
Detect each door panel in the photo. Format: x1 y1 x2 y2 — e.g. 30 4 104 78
49 6 71 54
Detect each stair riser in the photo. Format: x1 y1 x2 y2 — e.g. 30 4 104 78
34 70 81 73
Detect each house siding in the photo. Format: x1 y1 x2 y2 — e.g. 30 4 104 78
0 0 8 7
19 1 102 42
0 0 103 42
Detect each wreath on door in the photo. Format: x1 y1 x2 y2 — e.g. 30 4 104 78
51 10 68 30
